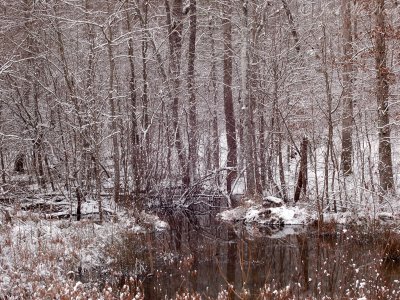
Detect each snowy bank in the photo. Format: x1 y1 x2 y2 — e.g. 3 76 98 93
218 192 400 234
218 196 308 227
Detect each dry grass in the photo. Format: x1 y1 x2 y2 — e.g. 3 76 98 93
381 231 400 263
0 207 146 299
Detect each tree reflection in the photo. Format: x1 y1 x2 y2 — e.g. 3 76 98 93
226 227 237 299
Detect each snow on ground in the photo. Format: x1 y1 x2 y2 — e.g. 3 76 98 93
264 196 283 204
218 205 248 222
218 197 309 226
138 211 169 231
305 192 400 228
0 195 167 299
218 192 400 237
217 197 309 238
0 218 113 297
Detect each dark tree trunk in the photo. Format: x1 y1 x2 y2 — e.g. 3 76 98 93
294 137 308 202
209 16 220 171
241 0 256 196
340 0 354 175
126 1 140 197
226 227 237 299
259 112 266 188
187 0 197 182
14 153 25 173
1 148 6 184
141 1 149 148
76 187 82 221
281 0 300 53
0 104 6 183
278 135 288 202
375 0 394 193
222 1 238 195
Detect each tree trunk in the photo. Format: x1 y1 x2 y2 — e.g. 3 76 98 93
0 103 6 184
83 0 96 191
54 5 88 193
76 187 82 221
1 148 6 184
222 1 238 195
44 154 55 192
33 133 46 189
106 7 120 203
241 0 257 196
165 0 189 187
57 107 70 191
126 2 140 198
259 111 266 188
281 0 300 53
141 1 149 149
294 137 308 202
340 0 354 175
187 0 197 183
209 16 220 172
226 227 237 299
278 135 288 202
321 24 335 209
375 0 394 194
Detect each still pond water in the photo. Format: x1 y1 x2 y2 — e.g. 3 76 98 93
108 203 400 299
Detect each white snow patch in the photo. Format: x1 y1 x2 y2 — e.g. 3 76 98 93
218 206 248 222
155 220 169 231
139 211 169 231
264 196 283 204
218 203 308 226
270 206 306 223
131 224 145 233
245 207 261 222
377 212 394 221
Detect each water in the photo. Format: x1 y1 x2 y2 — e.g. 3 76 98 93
108 202 400 299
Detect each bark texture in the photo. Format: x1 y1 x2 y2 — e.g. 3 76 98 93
222 1 238 195
340 0 354 175
375 0 394 193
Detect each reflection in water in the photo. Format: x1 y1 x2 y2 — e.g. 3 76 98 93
134 202 400 299
297 234 309 292
226 227 236 299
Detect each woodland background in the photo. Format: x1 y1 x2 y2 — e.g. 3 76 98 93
1 0 400 212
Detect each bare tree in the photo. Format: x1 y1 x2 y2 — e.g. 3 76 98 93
105 1 121 202
241 0 259 197
340 0 354 175
165 0 190 187
222 0 238 196
187 0 197 183
375 0 394 193
208 15 220 172
280 0 300 53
